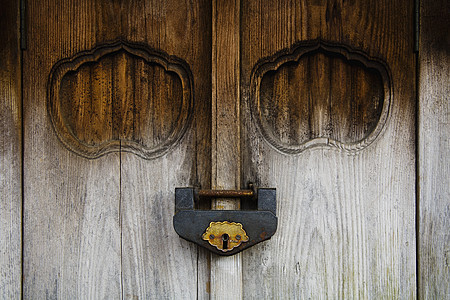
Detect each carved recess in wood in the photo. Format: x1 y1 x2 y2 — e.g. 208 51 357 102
48 41 193 159
251 40 392 153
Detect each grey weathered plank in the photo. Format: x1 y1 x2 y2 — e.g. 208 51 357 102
119 1 211 298
23 1 123 298
419 0 450 297
24 156 121 299
121 147 201 299
240 1 416 298
0 0 21 298
210 0 243 298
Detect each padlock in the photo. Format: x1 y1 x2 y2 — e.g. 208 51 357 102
173 187 277 256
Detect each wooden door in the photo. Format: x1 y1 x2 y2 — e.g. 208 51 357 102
3 0 448 299
22 1 211 298
239 1 416 298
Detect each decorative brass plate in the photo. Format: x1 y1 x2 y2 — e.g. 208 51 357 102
202 221 249 252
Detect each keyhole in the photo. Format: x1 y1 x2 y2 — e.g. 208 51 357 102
222 233 229 249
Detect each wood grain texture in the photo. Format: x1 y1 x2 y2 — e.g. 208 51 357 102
0 0 21 298
254 41 391 153
419 0 450 297
210 0 243 298
241 1 416 298
119 1 211 299
121 146 200 299
49 41 193 159
23 0 211 298
23 1 123 295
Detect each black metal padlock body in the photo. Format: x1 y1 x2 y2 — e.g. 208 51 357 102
173 188 277 256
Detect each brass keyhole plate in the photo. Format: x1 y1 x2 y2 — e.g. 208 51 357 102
202 221 249 252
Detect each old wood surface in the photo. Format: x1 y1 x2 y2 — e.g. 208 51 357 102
119 1 211 298
23 1 123 294
10 0 450 298
0 0 21 298
210 0 243 298
23 0 210 298
240 1 416 298
419 0 450 298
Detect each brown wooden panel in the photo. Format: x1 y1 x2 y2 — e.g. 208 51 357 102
0 0 21 298
49 42 192 159
241 0 416 298
254 42 389 152
23 0 210 298
419 0 450 297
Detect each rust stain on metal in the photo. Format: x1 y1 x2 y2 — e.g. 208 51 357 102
260 231 267 240
198 189 254 198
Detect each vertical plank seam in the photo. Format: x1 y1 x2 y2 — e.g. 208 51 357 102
236 2 243 296
415 14 421 299
212 1 218 191
238 0 243 192
119 140 124 300
20 0 25 298
235 0 241 192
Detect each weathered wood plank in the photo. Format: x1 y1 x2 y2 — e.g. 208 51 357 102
23 1 123 298
419 0 450 297
210 0 243 298
241 1 416 298
24 0 212 298
121 148 201 299
0 0 21 298
119 1 211 298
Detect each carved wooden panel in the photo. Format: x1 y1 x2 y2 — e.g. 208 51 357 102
251 41 392 153
48 41 193 159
